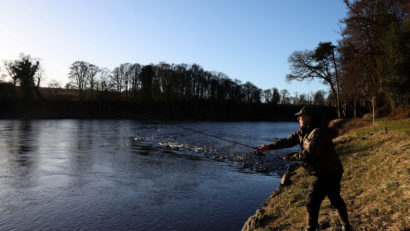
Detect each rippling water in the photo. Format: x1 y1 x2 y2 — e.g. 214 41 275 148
0 120 299 231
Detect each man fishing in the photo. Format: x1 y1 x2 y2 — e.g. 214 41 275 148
257 106 351 231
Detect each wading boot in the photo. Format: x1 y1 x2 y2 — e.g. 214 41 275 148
342 225 352 231
336 206 352 231
304 213 319 231
303 227 317 231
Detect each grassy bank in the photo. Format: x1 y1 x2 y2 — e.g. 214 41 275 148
243 117 409 230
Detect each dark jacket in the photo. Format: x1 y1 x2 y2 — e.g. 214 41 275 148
268 124 343 176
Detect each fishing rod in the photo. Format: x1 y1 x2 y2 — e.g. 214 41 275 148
177 126 270 159
119 110 270 157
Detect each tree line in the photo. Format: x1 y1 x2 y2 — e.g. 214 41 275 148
65 60 331 105
1 56 331 107
1 56 337 121
287 0 409 121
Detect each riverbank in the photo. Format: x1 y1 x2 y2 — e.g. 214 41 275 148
0 99 336 122
242 114 409 230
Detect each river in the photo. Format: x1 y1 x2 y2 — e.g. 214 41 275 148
0 120 299 231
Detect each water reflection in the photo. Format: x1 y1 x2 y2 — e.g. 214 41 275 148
3 120 37 153
74 120 94 151
3 120 39 173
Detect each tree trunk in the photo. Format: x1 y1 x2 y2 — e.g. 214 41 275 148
332 49 342 119
353 98 357 118
372 96 376 128
328 81 340 119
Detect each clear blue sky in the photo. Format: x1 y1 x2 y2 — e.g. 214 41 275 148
0 0 347 95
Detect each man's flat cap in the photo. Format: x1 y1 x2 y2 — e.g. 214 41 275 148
295 106 315 116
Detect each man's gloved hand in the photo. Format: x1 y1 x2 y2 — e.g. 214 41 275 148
253 148 265 157
256 144 270 152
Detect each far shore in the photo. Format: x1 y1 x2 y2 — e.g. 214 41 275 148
0 99 337 122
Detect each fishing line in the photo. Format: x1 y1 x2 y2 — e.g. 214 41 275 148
121 110 258 149
119 110 283 158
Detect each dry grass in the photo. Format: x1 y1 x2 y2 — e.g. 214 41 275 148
329 118 370 135
253 118 410 231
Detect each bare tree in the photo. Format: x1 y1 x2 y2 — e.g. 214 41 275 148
272 88 280 104
280 89 290 104
287 42 342 118
121 63 132 99
129 63 142 98
97 67 112 92
140 65 155 100
313 90 326 105
111 66 124 99
262 89 272 103
297 93 308 105
242 81 261 103
87 64 99 100
48 79 62 88
68 60 89 100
